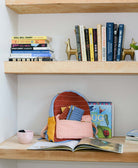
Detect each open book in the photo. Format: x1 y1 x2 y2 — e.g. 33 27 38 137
28 137 123 153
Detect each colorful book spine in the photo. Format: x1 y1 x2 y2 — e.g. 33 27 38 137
12 39 47 44
84 29 90 61
12 36 52 42
106 22 114 61
89 28 94 62
75 25 82 61
11 44 47 48
113 24 118 61
10 53 52 58
79 25 87 61
116 24 124 61
102 26 106 61
11 47 52 51
11 50 52 54
93 29 98 61
97 24 102 61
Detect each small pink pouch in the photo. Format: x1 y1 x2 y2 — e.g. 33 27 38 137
56 115 93 139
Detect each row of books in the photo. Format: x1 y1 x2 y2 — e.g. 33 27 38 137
9 36 54 61
75 23 124 61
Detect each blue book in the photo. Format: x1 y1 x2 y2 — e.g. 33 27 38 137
11 50 52 54
106 23 114 61
116 24 124 61
88 102 113 139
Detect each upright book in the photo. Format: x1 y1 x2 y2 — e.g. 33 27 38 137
97 24 102 61
102 26 106 61
84 28 90 61
116 24 124 61
75 25 82 61
113 24 118 61
88 102 113 139
89 28 94 62
106 22 114 61
93 29 98 61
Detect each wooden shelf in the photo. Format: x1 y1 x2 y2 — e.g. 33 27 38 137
4 61 138 74
0 136 138 162
6 0 138 14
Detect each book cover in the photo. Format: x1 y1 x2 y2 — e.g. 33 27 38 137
84 28 90 61
75 25 82 61
10 53 52 58
79 25 87 61
97 24 102 61
116 24 124 61
88 102 113 138
113 24 118 61
11 44 47 48
93 29 98 61
12 39 47 44
106 22 114 61
89 28 94 62
11 50 53 54
102 26 106 61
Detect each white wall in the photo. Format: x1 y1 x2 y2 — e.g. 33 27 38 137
0 0 18 167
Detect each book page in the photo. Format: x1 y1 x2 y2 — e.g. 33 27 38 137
28 140 79 151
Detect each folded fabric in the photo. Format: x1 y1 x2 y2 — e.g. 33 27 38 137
66 105 84 121
59 107 70 120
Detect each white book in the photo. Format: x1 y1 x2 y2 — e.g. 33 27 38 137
102 26 106 61
79 25 87 61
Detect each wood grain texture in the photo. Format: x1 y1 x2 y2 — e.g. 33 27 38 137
4 61 138 74
0 136 138 162
5 0 138 14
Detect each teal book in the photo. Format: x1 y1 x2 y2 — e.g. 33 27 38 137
88 102 113 138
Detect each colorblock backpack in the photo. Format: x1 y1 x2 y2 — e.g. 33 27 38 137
44 91 94 142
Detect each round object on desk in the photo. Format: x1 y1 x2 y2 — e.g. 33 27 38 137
17 130 33 144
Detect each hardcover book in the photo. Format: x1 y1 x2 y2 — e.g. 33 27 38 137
75 25 82 61
89 28 94 62
84 28 90 61
88 102 113 139
106 22 114 61
116 24 124 61
93 29 98 61
97 24 102 61
113 24 118 61
102 26 106 61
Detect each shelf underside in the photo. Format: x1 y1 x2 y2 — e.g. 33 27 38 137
6 0 138 14
0 136 138 162
4 61 138 74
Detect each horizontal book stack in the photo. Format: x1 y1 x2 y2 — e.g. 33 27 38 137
75 23 124 61
9 36 54 61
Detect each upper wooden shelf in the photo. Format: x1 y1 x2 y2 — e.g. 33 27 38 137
6 0 138 14
4 61 138 74
0 136 138 162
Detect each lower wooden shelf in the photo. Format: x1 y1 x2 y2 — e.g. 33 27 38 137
0 136 138 162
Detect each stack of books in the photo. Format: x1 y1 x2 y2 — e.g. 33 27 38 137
9 36 54 61
75 23 124 62
126 129 138 141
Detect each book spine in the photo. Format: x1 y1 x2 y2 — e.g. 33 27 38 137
11 50 51 54
9 57 53 61
79 25 87 61
84 29 90 61
93 29 98 61
113 24 118 61
11 44 47 48
75 25 82 61
11 47 51 51
10 53 52 57
102 26 106 61
116 24 124 61
12 36 52 42
12 39 47 44
97 24 102 61
89 28 94 62
106 22 114 61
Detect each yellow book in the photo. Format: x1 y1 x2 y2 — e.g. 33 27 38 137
12 36 52 42
12 39 47 44
89 28 94 62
